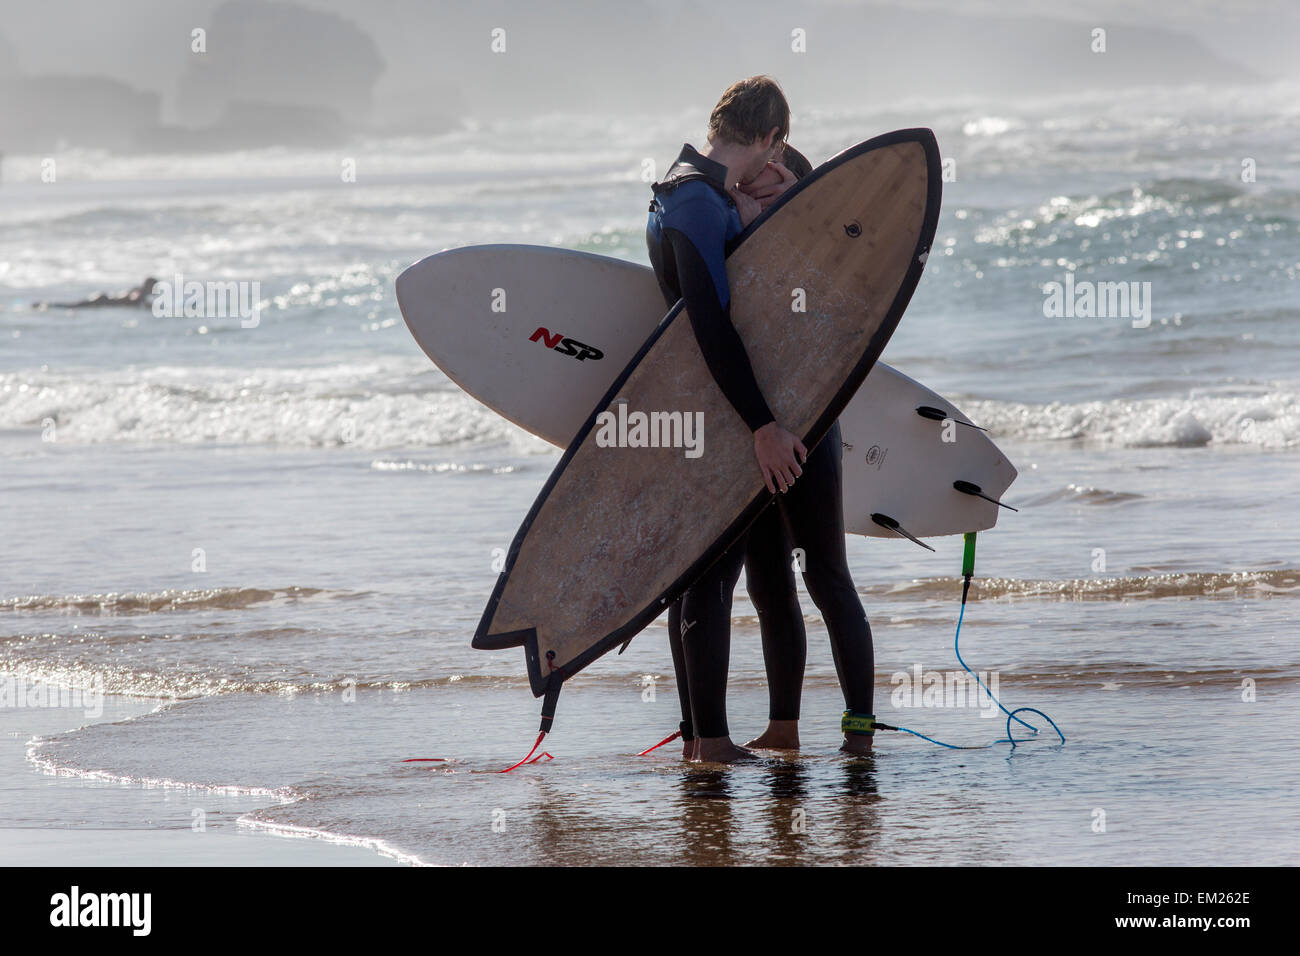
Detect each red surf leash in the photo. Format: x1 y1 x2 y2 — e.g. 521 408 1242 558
498 731 553 772
498 681 562 773
637 729 682 756
401 673 563 772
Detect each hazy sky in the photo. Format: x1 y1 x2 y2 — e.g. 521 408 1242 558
877 0 1299 73
1 0 1296 124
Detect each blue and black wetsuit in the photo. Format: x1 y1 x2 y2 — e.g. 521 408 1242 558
645 145 775 433
645 143 875 741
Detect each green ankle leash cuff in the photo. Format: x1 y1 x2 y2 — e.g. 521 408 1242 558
841 711 877 736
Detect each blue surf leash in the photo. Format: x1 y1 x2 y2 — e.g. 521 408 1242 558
873 532 1065 751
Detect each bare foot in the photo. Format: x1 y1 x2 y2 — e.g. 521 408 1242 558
694 736 758 763
681 739 695 760
743 719 800 750
839 734 874 756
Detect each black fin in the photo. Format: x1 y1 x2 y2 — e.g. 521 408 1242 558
953 479 1019 512
871 513 937 551
916 406 987 431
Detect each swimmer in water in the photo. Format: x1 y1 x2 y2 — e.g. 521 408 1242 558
36 277 159 310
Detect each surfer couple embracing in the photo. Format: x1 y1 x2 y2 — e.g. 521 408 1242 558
646 75 877 762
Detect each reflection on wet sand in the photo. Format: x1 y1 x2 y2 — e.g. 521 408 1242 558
677 768 738 865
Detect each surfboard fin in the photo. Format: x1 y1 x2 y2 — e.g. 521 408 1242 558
953 479 1019 512
915 405 987 431
870 513 936 551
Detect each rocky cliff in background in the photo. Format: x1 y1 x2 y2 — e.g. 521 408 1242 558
0 0 391 154
174 0 383 127
0 74 162 152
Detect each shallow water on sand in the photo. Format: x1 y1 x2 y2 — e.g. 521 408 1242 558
4 434 1299 864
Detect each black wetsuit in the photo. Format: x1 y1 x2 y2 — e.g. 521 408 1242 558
645 143 874 741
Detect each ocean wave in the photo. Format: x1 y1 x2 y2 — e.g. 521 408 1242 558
6 360 1298 451
5 566 1298 621
369 459 519 475
236 815 430 866
965 387 1300 447
964 662 1300 691
873 569 1300 602
0 659 527 700
969 176 1300 258
0 362 553 450
1017 484 1145 506
1 585 327 615
7 653 1295 711
27 732 298 802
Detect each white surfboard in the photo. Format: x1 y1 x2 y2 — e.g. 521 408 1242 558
395 244 1015 541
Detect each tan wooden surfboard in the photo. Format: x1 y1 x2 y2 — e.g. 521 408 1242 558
474 129 943 702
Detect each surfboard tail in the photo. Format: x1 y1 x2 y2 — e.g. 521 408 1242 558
470 627 533 651
473 597 557 699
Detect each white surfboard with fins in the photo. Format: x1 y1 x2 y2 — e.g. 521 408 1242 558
396 243 1016 543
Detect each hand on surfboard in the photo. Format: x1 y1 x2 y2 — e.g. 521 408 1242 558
753 422 807 494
